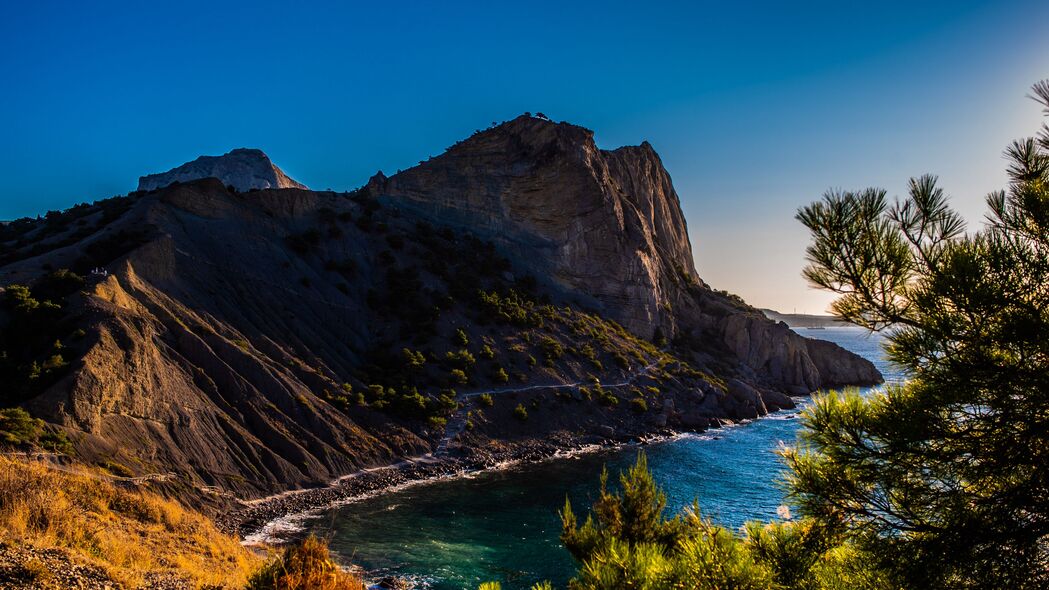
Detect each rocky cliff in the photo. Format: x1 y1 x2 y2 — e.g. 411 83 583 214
138 148 307 192
0 117 880 502
370 115 880 393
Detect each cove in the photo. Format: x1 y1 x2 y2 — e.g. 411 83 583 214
306 327 897 589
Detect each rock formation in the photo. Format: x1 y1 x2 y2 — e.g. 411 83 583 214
137 148 307 192
0 116 881 502
369 115 880 393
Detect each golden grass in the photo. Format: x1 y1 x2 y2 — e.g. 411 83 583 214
0 455 260 588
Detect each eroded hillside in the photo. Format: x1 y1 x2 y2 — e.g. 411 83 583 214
0 116 881 502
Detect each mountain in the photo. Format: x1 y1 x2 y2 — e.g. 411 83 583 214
0 115 881 503
371 115 878 393
761 309 850 329
137 148 307 192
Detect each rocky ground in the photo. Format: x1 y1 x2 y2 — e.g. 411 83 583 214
0 543 188 590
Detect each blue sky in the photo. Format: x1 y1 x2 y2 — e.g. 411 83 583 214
2 1 1047 312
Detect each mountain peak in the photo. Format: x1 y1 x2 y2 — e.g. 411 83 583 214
137 148 307 192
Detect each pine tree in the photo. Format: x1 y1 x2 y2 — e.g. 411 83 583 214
786 80 1049 589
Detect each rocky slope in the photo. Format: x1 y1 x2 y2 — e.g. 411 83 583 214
0 116 880 504
138 148 307 192
372 115 880 393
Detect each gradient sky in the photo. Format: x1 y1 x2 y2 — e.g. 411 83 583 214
2 1 1047 313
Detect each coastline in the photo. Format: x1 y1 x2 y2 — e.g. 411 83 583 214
228 397 818 546
228 324 889 549
226 427 693 543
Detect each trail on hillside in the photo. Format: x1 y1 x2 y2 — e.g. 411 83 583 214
435 355 665 455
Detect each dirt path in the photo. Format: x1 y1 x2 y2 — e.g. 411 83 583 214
434 355 663 455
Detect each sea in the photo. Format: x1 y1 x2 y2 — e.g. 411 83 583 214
305 327 902 589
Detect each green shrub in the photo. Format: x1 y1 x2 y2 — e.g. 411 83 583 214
478 393 494 407
39 430 72 453
450 369 468 385
560 453 775 590
0 408 43 446
513 404 528 421
630 397 648 413
444 349 476 368
0 276 82 406
392 389 428 416
402 348 426 370
579 344 597 361
596 387 619 407
455 328 470 347
477 289 543 327
538 335 563 361
479 344 496 360
493 367 510 383
437 393 458 411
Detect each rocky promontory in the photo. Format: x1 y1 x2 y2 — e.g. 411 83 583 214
0 115 881 508
137 148 307 192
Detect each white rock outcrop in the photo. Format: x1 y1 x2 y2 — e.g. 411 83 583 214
138 148 307 192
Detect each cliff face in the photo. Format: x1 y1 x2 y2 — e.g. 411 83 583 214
0 117 881 500
369 116 696 339
371 115 881 393
138 148 307 192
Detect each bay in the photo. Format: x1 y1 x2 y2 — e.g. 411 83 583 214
309 327 900 589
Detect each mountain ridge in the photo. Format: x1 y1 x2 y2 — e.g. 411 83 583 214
0 115 881 506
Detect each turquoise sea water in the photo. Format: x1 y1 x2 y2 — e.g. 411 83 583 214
309 327 900 589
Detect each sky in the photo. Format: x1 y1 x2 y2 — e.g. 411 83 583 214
2 1 1047 313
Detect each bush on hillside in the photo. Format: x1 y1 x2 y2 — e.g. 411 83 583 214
247 536 363 590
513 403 528 421
0 408 43 446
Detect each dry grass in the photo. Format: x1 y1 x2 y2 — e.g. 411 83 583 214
246 536 364 590
0 455 260 588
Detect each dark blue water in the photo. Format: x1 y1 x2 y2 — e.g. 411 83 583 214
310 327 899 589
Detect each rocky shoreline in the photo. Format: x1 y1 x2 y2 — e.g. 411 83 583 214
223 427 686 542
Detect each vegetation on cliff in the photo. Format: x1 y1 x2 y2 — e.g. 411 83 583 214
0 270 85 406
